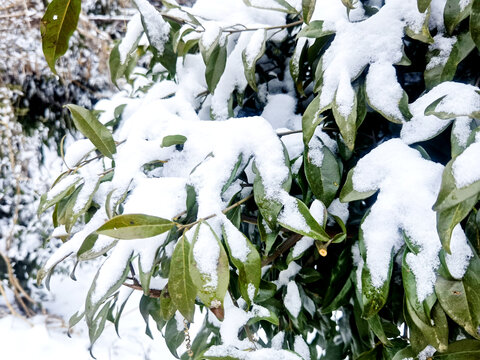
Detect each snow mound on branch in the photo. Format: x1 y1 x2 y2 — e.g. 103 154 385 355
353 139 471 301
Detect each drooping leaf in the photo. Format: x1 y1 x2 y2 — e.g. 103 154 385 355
332 87 357 150
189 223 230 310
168 235 196 322
304 143 341 207
302 0 316 23
339 167 377 203
205 42 227 93
302 95 326 145
95 213 175 239
222 224 261 306
40 0 81 74
65 104 117 159
417 0 432 12
242 29 266 91
433 339 480 359
165 316 185 358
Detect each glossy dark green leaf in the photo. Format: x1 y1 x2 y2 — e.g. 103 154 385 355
139 295 164 339
304 143 341 207
96 213 174 239
435 250 480 339
40 0 81 74
471 0 480 51
242 29 266 91
161 134 187 147
444 0 473 35
168 235 196 322
65 104 117 159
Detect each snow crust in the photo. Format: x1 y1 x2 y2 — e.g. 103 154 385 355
134 0 170 55
285 281 301 317
452 134 480 188
118 14 143 64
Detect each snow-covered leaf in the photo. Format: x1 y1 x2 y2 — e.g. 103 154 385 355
296 20 334 38
189 223 229 311
222 222 261 306
242 29 266 91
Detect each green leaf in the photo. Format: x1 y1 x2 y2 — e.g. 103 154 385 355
417 0 432 12
168 235 196 322
339 167 377 203
222 224 261 306
391 346 416 360
242 29 266 91
139 295 164 339
302 0 316 23
65 104 117 159
96 213 175 239
205 43 227 93
88 300 112 349
433 339 480 359
405 9 434 43
162 134 187 147
302 95 326 145
406 300 449 352
258 214 278 257
361 258 392 318
424 31 475 89
109 35 142 85
367 314 391 345
304 143 341 206
297 20 335 38
471 0 480 51
437 195 478 254
332 87 357 150
189 223 230 309
160 287 176 321
444 0 473 35
40 0 81 74
435 250 480 339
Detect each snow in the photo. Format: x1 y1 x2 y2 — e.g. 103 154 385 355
46 174 81 201
63 139 95 168
327 198 349 225
118 14 143 64
352 139 471 301
274 261 301 288
271 331 285 349
201 22 222 49
294 335 310 360
292 237 315 258
262 94 300 130
308 135 325 167
418 345 436 360
452 137 480 188
452 117 473 148
285 281 301 317
401 82 480 144
459 0 472 11
134 0 170 55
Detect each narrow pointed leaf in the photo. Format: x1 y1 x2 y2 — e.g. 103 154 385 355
96 214 174 239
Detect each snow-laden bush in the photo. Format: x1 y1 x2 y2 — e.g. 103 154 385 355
38 0 480 358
